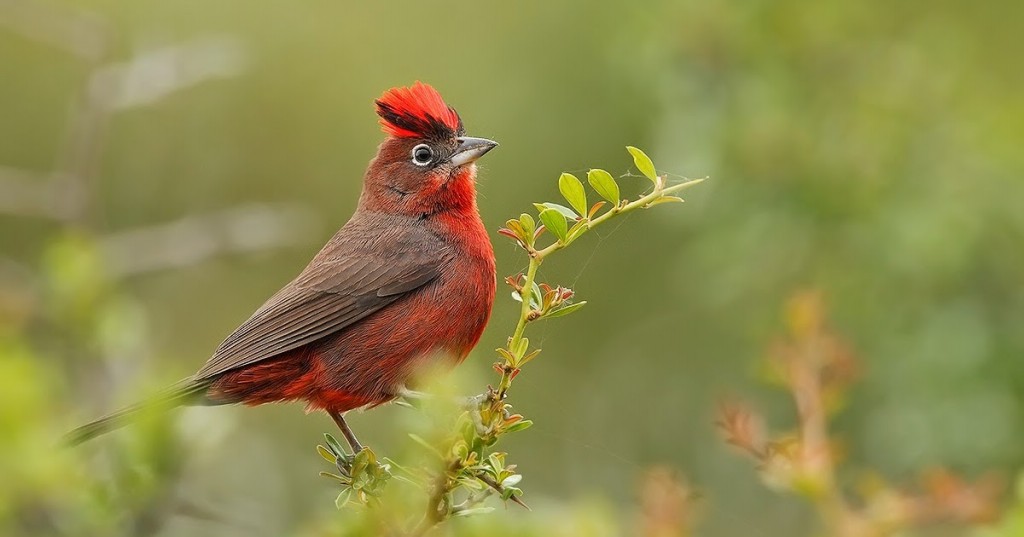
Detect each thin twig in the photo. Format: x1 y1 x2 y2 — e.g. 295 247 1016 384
98 204 320 278
474 472 529 510
0 167 66 219
0 0 111 61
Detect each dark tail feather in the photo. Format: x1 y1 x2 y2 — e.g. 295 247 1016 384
63 379 209 447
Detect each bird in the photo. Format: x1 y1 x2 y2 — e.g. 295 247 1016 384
65 82 498 452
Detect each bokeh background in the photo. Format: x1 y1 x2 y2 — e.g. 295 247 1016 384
2 1 1023 536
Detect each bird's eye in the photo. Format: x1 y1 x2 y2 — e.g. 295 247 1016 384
411 144 434 166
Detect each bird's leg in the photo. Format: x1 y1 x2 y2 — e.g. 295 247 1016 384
329 411 364 453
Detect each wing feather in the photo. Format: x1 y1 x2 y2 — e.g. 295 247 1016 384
193 220 446 381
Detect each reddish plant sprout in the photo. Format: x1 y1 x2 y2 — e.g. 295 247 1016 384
718 290 1004 537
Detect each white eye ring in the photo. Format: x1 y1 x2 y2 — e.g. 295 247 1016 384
411 144 434 166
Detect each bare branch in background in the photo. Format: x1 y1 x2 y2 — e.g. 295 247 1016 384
90 37 248 111
0 0 111 61
56 36 249 227
98 204 322 278
638 467 697 537
0 6 249 224
0 166 67 219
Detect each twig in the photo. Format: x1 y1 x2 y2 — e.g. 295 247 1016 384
0 0 111 61
98 203 321 278
474 472 529 510
0 167 66 219
423 172 704 526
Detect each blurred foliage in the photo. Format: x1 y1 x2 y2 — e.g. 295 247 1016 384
1 0 1022 536
720 292 1003 536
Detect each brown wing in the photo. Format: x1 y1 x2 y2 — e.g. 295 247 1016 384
193 219 447 381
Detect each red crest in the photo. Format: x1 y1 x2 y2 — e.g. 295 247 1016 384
375 82 463 139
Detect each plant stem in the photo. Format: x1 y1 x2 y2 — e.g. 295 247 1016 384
509 258 540 349
536 177 704 259
497 177 704 399
415 174 705 532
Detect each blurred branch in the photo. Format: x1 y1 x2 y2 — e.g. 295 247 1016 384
0 166 67 219
717 291 1002 537
57 36 248 227
88 37 247 111
638 467 697 537
99 203 321 278
1 1 248 226
0 0 111 61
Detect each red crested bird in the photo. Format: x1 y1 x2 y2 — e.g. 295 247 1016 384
65 82 498 451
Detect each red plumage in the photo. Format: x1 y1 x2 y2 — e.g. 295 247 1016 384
66 83 498 446
375 81 463 138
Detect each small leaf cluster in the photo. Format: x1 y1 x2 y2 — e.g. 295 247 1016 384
498 147 681 253
318 434 393 509
508 276 584 323
431 419 528 516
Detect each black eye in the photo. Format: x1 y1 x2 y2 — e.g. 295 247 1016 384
411 144 434 166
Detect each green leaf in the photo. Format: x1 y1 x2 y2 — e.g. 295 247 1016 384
501 486 523 501
627 146 658 182
558 173 588 216
335 488 353 509
587 169 620 204
319 471 350 484
496 347 516 362
502 474 523 488
534 202 577 219
518 349 542 367
543 301 587 319
512 283 542 308
488 453 506 474
317 444 337 463
503 419 534 433
566 220 588 242
515 337 530 359
538 208 568 243
324 433 345 457
518 213 535 239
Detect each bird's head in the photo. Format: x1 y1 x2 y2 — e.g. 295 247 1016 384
360 82 497 218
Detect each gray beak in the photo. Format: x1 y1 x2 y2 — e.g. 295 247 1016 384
450 136 498 167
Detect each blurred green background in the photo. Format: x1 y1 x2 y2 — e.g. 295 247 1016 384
2 0 1022 535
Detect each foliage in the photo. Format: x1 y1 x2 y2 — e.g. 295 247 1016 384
718 292 1003 537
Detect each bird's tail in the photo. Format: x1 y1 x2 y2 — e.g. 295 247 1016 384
62 379 209 447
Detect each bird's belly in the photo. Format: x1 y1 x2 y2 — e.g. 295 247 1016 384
307 263 495 411
209 254 495 414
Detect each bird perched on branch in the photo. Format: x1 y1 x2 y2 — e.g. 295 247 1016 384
66 82 498 451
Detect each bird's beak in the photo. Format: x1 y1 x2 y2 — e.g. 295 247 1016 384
450 136 498 167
